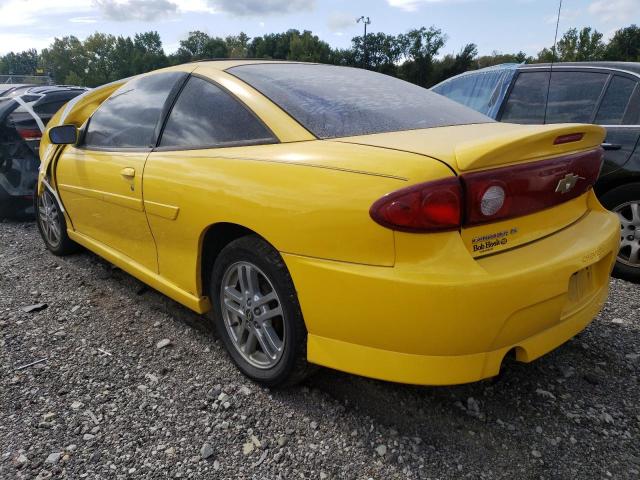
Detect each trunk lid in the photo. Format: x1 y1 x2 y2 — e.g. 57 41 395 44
339 122 607 257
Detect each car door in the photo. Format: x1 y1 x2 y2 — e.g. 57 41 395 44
55 71 188 272
143 74 278 293
593 73 640 176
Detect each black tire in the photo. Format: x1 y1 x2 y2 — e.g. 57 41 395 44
599 183 640 283
210 235 313 387
35 187 80 256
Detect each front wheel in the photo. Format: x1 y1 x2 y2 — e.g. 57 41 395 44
210 235 312 387
35 187 79 256
600 183 640 283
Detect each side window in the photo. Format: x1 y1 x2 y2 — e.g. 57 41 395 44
595 75 639 125
159 76 276 148
84 72 184 149
545 71 608 123
501 71 550 124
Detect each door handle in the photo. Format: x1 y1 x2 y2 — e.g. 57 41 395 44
120 167 136 178
602 143 622 151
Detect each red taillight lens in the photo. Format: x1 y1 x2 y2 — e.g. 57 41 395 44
16 127 42 140
370 147 603 233
462 148 603 226
369 178 462 232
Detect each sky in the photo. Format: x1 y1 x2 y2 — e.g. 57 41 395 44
0 0 638 57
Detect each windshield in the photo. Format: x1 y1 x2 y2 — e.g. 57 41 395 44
228 63 492 139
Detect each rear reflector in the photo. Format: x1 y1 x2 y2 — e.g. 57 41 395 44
370 147 603 232
369 177 462 232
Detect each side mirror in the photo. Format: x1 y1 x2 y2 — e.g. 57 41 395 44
48 125 78 145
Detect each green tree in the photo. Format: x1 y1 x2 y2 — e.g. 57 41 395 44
83 33 117 87
605 24 640 61
397 26 447 87
0 49 39 75
288 30 332 62
538 27 605 62
225 32 251 58
41 36 87 85
172 31 228 63
132 31 168 72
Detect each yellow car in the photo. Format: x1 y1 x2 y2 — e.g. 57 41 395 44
36 61 620 387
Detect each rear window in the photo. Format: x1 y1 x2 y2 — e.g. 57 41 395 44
228 63 491 139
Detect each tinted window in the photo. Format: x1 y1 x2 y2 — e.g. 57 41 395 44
595 75 638 125
160 76 276 148
501 71 550 124
229 64 491 139
432 67 518 118
84 72 184 148
545 71 608 123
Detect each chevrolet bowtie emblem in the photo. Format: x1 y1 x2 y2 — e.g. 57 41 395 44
555 173 584 194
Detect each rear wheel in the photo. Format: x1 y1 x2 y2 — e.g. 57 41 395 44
210 235 312 387
36 187 79 256
600 183 640 283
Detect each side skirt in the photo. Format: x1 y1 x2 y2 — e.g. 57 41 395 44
68 229 211 314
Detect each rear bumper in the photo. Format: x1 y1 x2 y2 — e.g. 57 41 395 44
284 195 619 385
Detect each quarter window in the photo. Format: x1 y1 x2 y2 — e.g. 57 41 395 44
84 72 185 149
159 76 276 148
545 71 608 123
501 72 550 124
595 75 639 125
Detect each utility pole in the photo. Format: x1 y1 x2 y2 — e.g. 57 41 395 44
356 16 371 69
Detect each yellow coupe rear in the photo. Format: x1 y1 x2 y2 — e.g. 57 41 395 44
37 61 619 386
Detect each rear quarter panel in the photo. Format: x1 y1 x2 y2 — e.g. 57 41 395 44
142 141 455 296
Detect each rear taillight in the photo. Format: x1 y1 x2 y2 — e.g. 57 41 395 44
369 177 462 232
16 127 42 141
462 148 603 226
370 147 603 232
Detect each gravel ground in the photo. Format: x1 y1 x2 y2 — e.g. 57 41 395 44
1 219 639 480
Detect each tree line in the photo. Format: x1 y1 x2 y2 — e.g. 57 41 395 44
1 24 638 89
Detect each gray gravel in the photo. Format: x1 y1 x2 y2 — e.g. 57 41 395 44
1 220 639 479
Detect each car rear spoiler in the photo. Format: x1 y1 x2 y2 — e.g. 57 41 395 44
454 123 606 172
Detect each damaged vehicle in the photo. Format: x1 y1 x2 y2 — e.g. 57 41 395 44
35 61 619 387
0 85 87 218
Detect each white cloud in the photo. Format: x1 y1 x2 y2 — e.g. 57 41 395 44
387 0 448 12
69 16 98 23
0 0 91 27
206 0 314 16
94 0 178 21
0 32 55 54
588 0 639 22
327 12 355 32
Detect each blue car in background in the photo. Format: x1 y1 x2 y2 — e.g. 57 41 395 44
433 62 640 282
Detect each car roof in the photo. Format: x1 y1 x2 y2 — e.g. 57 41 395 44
189 59 316 71
23 85 89 95
479 61 640 77
520 61 640 74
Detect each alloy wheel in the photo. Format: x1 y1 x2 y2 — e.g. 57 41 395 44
38 190 62 248
220 261 286 369
615 201 640 268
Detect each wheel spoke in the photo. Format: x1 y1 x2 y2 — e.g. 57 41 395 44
629 244 640 265
630 203 640 223
257 322 283 358
223 298 245 319
243 330 258 355
259 306 283 322
224 286 243 305
254 291 277 308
